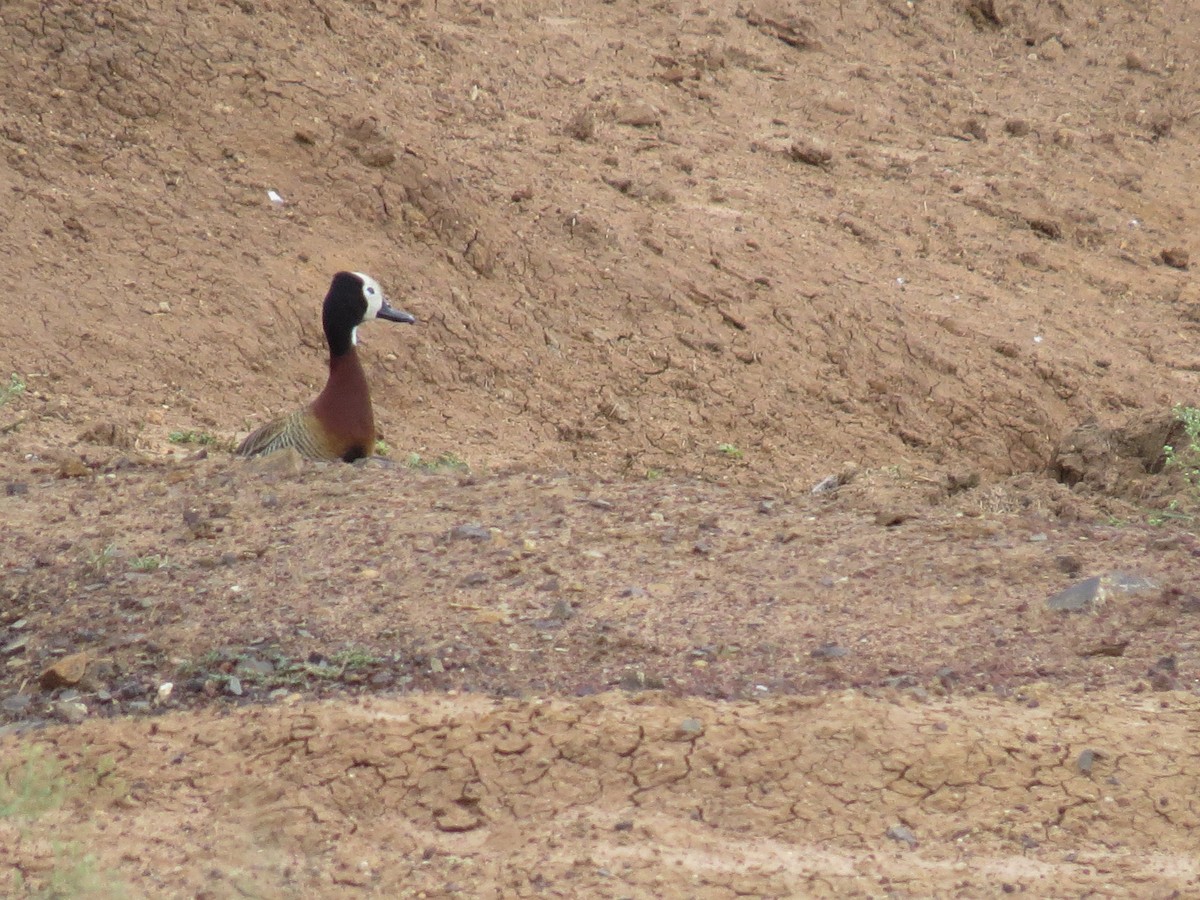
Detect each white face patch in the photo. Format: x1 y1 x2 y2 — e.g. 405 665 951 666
351 272 386 347
354 272 386 320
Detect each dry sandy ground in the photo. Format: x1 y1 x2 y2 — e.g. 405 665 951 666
1 0 1199 895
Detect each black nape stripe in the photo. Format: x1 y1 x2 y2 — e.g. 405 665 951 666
323 272 369 357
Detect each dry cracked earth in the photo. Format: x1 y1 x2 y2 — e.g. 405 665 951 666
1 0 1199 896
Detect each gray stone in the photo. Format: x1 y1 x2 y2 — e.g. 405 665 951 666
1 693 32 715
810 474 840 494
50 700 88 724
448 523 491 542
886 824 918 847
1077 748 1100 774
811 644 849 659
1048 572 1157 612
1047 576 1103 611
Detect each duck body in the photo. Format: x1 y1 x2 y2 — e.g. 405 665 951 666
237 272 415 462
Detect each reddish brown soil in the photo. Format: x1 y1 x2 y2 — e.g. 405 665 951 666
2 0 1199 895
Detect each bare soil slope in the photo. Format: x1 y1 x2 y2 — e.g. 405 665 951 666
1 0 1199 895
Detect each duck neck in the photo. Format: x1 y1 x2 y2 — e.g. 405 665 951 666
311 346 374 442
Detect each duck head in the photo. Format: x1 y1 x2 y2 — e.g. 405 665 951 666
323 271 416 356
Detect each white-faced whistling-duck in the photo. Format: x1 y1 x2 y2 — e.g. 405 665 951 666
236 271 416 462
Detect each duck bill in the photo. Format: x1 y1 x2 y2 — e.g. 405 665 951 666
378 300 416 324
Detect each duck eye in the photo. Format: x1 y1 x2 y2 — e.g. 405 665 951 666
366 286 376 295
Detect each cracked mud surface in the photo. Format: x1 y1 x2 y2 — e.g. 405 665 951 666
2 0 1200 895
6 692 1200 897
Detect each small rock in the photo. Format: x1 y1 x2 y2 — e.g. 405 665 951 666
248 447 306 476
678 718 704 738
1048 572 1157 612
39 652 90 690
2 636 28 655
50 700 88 724
226 676 243 697
788 137 832 166
615 101 660 128
5 482 29 496
1037 37 1063 62
886 824 918 848
56 452 90 479
430 658 445 674
1004 118 1031 137
1 693 32 715
811 644 848 659
1148 656 1178 691
114 679 146 700
1160 248 1190 270
1048 576 1103 611
810 474 840 494
1077 748 1101 774
448 523 491 542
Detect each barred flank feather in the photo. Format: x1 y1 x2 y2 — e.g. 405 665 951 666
235 409 340 461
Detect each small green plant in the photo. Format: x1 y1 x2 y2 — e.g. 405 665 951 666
645 467 664 480
0 373 25 407
375 439 391 456
169 429 218 446
717 443 743 461
83 543 118 579
285 646 382 681
405 451 469 472
331 646 383 670
129 554 169 572
1163 405 1200 481
1148 499 1194 527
